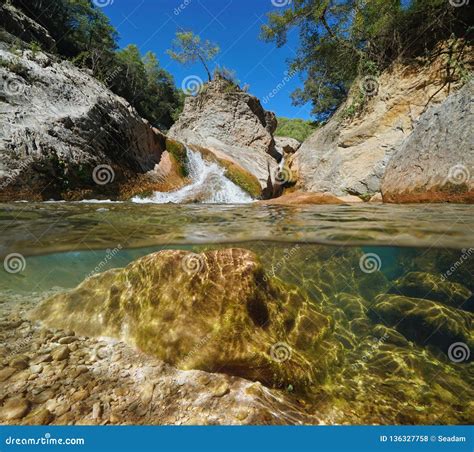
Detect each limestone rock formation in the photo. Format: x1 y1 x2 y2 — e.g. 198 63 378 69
0 2 55 51
381 80 474 203
290 51 468 197
168 76 278 188
0 29 166 201
32 248 339 389
274 136 301 160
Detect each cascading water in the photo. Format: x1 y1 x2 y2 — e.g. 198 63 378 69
132 148 253 204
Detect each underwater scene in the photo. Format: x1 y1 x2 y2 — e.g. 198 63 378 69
0 202 472 425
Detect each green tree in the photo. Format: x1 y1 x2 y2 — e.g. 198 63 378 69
167 31 220 82
111 45 182 129
262 0 472 119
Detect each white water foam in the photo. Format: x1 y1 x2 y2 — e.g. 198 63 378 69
132 148 254 204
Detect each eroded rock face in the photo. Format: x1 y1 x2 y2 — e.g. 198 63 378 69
32 248 338 388
0 32 165 201
0 2 55 50
290 52 467 197
168 76 278 188
381 80 474 203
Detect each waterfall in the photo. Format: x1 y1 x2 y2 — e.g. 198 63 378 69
132 148 253 204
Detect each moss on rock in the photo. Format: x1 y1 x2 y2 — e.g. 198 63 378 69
31 248 339 389
189 145 261 198
165 138 188 178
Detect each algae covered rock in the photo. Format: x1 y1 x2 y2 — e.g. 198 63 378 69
391 272 473 312
371 294 473 358
32 248 339 388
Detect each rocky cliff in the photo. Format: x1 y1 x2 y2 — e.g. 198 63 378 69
382 80 473 203
168 75 279 189
290 48 471 199
0 30 171 201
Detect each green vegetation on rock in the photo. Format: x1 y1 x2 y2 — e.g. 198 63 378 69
165 138 189 178
190 145 262 198
275 117 318 142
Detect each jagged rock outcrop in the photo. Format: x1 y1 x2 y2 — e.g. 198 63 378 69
0 27 169 201
290 50 469 198
0 2 55 51
274 136 300 160
32 248 340 389
168 76 278 189
382 80 473 203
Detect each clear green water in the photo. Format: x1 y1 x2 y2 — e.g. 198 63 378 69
1 202 473 424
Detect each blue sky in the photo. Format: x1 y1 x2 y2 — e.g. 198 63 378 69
100 0 312 120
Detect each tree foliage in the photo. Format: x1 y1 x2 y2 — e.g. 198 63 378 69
167 31 220 82
10 0 182 129
275 117 319 142
262 0 473 119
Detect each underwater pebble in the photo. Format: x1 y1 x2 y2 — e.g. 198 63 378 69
0 397 30 420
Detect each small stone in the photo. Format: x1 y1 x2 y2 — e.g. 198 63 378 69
92 402 102 419
235 410 249 421
58 336 79 345
72 365 88 378
9 356 29 370
0 367 16 382
0 397 30 420
52 346 70 361
30 364 43 374
211 382 230 398
71 388 90 402
25 408 54 425
96 347 109 360
31 353 52 365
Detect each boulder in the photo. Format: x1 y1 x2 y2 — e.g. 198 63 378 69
32 248 339 388
382 80 474 203
274 136 301 159
290 51 467 197
0 31 166 201
371 294 473 357
168 75 278 189
390 272 473 312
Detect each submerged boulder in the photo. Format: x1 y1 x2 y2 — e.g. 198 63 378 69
371 294 473 358
32 248 339 388
390 272 473 312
